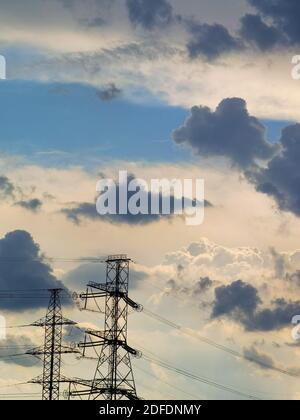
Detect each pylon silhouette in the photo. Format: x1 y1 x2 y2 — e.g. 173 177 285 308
69 255 142 400
27 288 78 400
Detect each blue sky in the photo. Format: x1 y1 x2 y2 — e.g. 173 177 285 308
0 80 290 168
0 80 191 165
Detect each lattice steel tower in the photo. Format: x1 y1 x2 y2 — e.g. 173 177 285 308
74 255 142 400
27 288 77 400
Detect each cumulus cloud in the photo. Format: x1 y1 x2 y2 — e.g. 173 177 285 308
185 0 300 56
157 238 300 331
164 237 270 282
212 280 261 318
240 13 282 51
212 280 300 332
96 83 122 101
246 124 300 217
126 0 174 30
0 230 65 311
173 98 300 219
246 0 300 47
248 298 300 332
172 98 277 169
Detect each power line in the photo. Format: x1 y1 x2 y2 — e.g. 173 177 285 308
134 363 201 400
141 352 260 400
146 276 289 346
0 257 105 263
142 308 300 380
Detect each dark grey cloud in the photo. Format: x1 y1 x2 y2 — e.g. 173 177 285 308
182 0 300 57
212 280 300 331
246 124 300 217
0 335 40 367
240 13 282 51
0 176 15 199
247 298 300 332
247 0 300 46
212 280 261 318
61 174 211 226
62 200 211 226
126 0 173 30
172 98 300 219
186 21 241 60
15 198 42 213
96 83 122 101
61 201 164 225
61 202 99 225
0 230 65 311
172 98 277 169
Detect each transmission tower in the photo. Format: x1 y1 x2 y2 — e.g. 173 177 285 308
70 255 142 400
27 288 78 400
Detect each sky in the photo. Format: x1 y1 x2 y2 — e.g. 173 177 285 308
1 0 300 401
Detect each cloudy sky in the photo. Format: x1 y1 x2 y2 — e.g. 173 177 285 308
1 0 300 400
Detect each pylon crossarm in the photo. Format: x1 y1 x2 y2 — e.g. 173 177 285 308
80 291 107 299
78 340 104 349
28 375 43 385
30 317 76 327
26 346 44 356
60 345 81 354
122 295 143 311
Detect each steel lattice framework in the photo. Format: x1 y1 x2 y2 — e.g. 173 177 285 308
70 255 142 400
27 288 78 400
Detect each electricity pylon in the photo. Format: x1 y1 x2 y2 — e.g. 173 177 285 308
70 255 142 400
27 288 78 400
